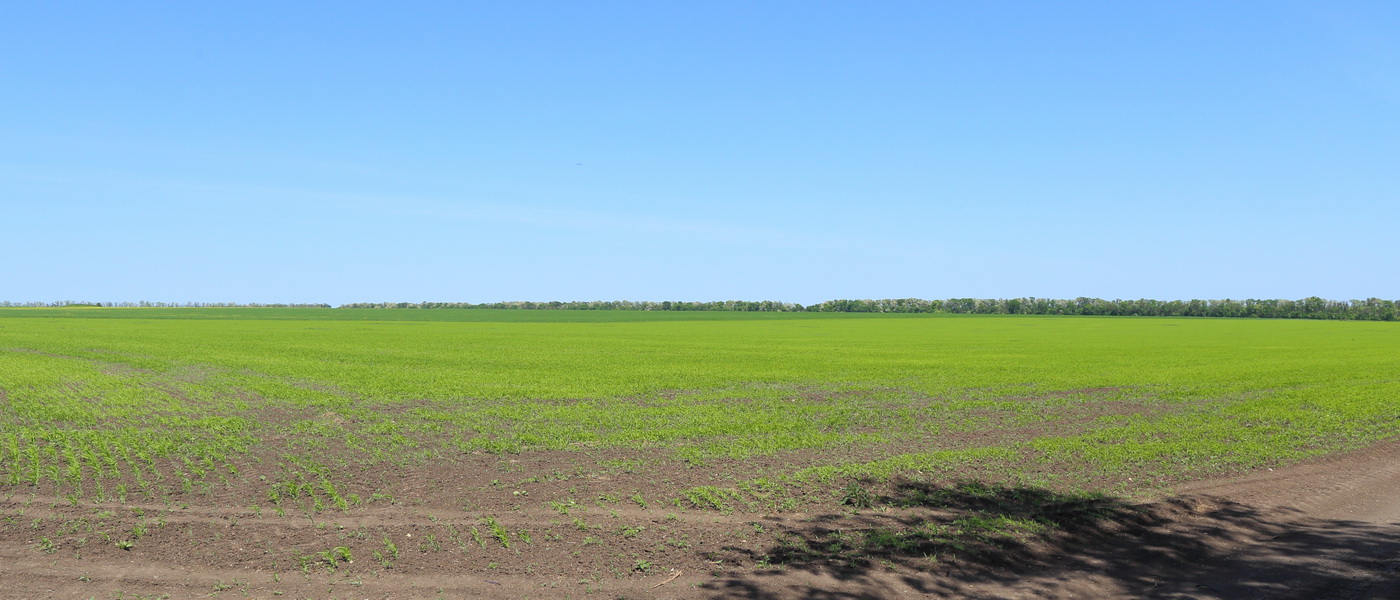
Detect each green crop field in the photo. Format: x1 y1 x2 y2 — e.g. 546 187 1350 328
3 308 1398 501
2 307 1398 592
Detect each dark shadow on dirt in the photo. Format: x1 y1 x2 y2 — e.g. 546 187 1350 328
702 480 1400 599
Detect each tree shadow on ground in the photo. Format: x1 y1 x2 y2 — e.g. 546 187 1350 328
702 480 1400 599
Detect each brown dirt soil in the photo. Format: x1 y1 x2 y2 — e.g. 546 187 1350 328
4 438 1400 599
713 437 1400 600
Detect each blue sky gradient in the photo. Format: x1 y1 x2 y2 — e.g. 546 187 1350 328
3 1 1397 304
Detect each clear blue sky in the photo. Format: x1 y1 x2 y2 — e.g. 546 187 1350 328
3 1 1397 305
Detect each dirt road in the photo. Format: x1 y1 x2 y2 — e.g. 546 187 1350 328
942 439 1400 600
709 440 1400 599
1150 439 1400 600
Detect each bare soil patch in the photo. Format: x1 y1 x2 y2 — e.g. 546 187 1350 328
3 437 1399 598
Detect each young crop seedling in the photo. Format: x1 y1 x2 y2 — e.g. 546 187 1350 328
381 535 400 560
549 497 580 514
483 516 510 548
316 546 353 571
469 526 486 548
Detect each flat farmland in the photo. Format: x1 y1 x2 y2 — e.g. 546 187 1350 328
2 308 1398 598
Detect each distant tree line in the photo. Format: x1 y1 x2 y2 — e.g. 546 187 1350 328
338 297 1400 321
337 300 807 312
803 297 1399 321
0 300 332 308
6 298 1397 321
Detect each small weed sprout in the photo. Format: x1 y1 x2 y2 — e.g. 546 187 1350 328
839 482 875 509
